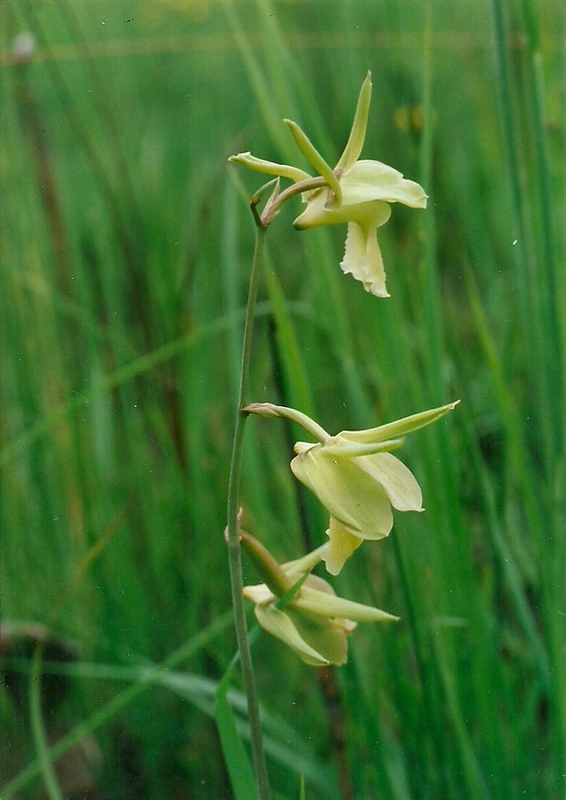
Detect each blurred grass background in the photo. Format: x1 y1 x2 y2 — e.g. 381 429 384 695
0 0 564 798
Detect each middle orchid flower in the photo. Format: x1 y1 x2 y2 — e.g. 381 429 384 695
229 72 427 297
245 400 459 574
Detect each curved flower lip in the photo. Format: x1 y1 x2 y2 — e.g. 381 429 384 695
294 196 392 231
293 160 427 230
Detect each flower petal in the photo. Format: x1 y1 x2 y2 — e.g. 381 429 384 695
294 192 391 229
336 71 372 173
340 160 427 208
284 119 342 204
291 447 394 539
337 401 460 445
323 517 363 575
322 436 403 457
254 602 332 666
288 607 350 665
282 545 328 581
341 222 389 297
228 152 311 183
243 583 274 604
356 452 423 511
297 584 399 623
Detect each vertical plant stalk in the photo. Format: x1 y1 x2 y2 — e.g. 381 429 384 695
226 214 271 800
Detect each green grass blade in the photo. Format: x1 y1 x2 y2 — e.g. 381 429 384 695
215 678 260 800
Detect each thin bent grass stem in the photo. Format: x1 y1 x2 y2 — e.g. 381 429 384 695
225 211 271 800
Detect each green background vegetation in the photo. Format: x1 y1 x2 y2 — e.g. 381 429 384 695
1 0 564 798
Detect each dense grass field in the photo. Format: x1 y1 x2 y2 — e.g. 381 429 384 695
1 0 564 798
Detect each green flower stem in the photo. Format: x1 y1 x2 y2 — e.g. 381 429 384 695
226 215 271 800
262 174 328 227
240 531 294 597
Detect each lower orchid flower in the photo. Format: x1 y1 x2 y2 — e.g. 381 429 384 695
241 533 397 666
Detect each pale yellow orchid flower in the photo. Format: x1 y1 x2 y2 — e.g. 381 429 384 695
241 534 397 666
229 72 427 297
245 400 459 574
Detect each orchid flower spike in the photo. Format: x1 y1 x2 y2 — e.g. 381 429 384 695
245 400 459 574
241 533 397 666
229 72 427 297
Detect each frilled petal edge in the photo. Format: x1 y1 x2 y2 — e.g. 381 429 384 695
341 222 389 297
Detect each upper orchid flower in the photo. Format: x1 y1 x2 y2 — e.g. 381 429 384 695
241 532 397 666
245 400 459 574
229 72 427 297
